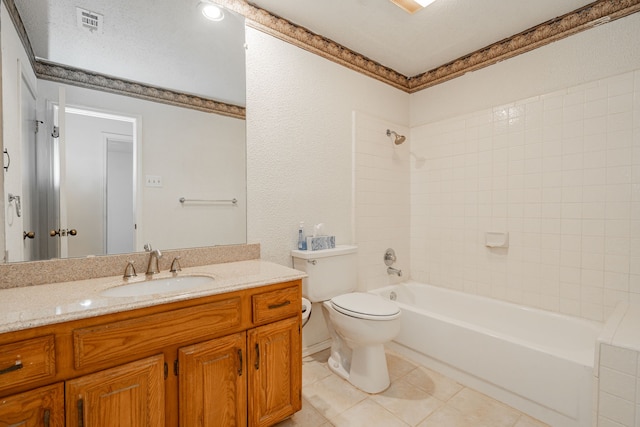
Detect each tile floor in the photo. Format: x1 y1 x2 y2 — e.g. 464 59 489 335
276 348 550 427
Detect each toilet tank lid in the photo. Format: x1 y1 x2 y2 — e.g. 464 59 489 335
291 245 357 260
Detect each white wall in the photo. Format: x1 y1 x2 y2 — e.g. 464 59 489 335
245 27 409 266
36 80 246 253
245 27 409 349
409 14 640 322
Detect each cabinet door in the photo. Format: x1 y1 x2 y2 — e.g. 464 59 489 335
65 354 164 427
178 332 246 427
247 317 301 427
0 382 64 427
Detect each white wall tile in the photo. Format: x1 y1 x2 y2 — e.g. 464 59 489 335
600 366 637 401
410 69 640 325
601 344 638 376
599 391 635 426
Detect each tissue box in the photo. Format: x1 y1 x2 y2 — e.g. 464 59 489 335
306 235 335 251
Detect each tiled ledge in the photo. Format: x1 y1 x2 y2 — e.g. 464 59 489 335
0 243 260 289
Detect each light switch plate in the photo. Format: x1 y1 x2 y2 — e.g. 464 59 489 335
145 175 162 187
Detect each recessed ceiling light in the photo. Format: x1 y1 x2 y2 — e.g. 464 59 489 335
389 0 436 14
199 1 224 21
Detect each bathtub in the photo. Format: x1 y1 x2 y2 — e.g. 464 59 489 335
372 282 602 427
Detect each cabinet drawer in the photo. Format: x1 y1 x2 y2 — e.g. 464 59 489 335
74 297 242 369
252 286 299 324
0 335 56 392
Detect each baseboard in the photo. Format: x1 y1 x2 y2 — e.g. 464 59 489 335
303 339 331 357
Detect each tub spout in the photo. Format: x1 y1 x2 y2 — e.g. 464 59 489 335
387 267 402 277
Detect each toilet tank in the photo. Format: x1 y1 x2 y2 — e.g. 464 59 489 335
291 245 357 302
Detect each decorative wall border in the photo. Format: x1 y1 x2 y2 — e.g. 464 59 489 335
5 0 640 103
34 60 246 119
2 0 246 119
408 0 640 92
220 0 640 93
216 0 409 91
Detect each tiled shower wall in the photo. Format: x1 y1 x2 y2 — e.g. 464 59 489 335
411 69 640 322
354 112 410 292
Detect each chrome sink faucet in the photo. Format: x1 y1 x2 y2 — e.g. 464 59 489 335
144 244 162 275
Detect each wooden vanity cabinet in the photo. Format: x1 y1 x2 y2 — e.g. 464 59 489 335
179 332 247 426
65 354 165 427
0 279 302 427
0 382 64 426
248 317 301 427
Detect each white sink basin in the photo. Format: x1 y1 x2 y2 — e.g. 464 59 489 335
100 275 214 298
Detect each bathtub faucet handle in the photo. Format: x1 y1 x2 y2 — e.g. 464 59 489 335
384 248 397 266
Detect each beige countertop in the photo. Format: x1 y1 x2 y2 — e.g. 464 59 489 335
0 260 306 334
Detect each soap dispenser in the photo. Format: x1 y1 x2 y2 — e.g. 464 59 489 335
297 222 307 250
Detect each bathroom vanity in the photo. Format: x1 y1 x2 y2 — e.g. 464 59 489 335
0 260 304 427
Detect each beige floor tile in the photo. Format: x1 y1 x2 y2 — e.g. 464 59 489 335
416 404 474 427
273 398 331 427
303 359 332 387
402 365 464 401
446 388 521 427
513 414 550 427
370 376 444 426
329 398 410 427
303 373 368 419
386 350 419 381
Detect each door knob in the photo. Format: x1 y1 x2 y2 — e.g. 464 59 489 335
50 228 78 237
23 231 35 240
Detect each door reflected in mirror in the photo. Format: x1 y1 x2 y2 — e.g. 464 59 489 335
56 107 137 259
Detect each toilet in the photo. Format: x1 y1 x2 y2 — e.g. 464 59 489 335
291 245 401 393
301 297 312 327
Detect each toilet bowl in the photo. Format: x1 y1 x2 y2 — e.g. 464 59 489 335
322 293 400 393
291 246 401 394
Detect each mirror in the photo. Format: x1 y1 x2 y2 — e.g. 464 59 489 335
1 0 247 262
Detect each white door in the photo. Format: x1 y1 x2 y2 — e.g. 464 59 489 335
63 108 135 257
20 72 38 261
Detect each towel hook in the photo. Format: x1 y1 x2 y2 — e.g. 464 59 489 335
8 193 21 217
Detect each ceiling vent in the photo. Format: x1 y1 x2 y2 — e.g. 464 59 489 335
76 7 103 33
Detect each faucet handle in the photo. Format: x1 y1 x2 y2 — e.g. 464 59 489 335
144 243 153 252
170 256 182 273
124 261 137 278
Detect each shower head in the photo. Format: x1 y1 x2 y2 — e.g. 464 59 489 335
386 129 406 145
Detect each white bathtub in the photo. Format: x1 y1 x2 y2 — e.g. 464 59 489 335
372 282 602 427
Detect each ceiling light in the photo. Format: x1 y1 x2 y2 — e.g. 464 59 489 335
389 0 436 14
199 1 224 21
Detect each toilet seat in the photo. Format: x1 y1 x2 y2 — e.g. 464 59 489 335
330 292 400 320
